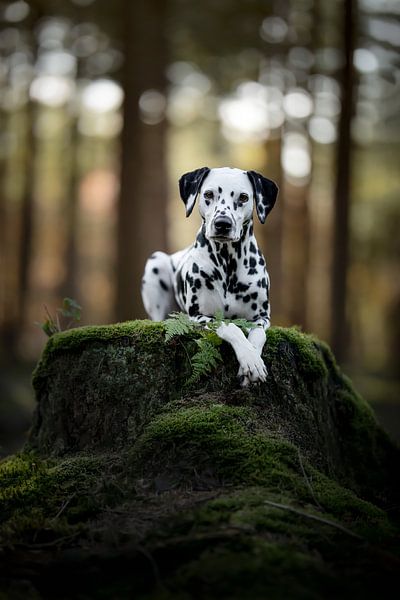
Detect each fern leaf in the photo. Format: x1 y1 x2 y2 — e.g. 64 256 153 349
230 318 257 333
164 312 195 341
187 338 223 385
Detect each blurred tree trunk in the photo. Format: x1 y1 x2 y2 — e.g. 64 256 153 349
17 102 36 333
116 0 168 321
331 0 357 362
281 181 311 328
259 133 284 322
61 122 79 301
0 108 11 358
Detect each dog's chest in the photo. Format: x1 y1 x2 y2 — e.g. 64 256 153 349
177 239 268 319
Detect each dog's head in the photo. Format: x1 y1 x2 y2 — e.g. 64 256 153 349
179 167 278 242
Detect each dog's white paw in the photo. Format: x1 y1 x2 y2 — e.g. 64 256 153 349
237 349 268 386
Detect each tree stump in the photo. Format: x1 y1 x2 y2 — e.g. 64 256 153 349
0 322 399 599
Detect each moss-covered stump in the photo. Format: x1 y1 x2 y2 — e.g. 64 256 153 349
1 322 399 599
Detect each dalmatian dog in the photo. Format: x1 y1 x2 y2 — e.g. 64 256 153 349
141 167 278 386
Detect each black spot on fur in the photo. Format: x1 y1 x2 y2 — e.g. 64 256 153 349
249 257 256 268
243 295 250 303
196 227 207 248
160 280 168 291
249 242 257 254
218 186 222 193
152 267 159 274
210 253 218 267
193 263 199 273
189 304 199 317
195 279 202 290
212 268 223 281
251 303 257 310
230 191 234 197
236 282 250 292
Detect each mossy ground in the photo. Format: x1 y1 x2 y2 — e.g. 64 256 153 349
1 322 399 598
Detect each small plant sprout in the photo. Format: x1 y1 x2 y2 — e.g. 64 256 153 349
37 297 82 338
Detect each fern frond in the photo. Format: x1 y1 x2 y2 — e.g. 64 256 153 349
164 312 195 341
164 311 256 383
187 338 223 385
230 318 257 333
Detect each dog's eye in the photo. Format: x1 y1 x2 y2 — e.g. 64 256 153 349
204 190 214 200
239 193 249 203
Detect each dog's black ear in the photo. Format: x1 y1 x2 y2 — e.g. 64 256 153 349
247 170 278 224
179 167 210 217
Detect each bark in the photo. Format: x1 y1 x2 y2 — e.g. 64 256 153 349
281 181 311 328
331 0 357 361
116 0 168 321
258 134 284 321
17 102 36 330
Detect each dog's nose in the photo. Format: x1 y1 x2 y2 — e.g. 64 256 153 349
214 216 233 235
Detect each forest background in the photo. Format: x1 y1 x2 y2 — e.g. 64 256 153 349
0 0 399 453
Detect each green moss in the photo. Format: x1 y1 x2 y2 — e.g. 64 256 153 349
131 403 391 540
0 451 126 544
265 327 328 380
147 486 396 600
158 540 335 600
32 320 165 384
131 403 299 488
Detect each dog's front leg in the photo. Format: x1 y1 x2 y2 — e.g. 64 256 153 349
189 316 268 385
238 318 270 387
217 322 268 385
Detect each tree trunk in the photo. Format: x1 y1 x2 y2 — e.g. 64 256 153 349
1 322 399 597
17 102 36 332
258 133 284 323
331 0 357 361
281 180 311 328
116 0 168 321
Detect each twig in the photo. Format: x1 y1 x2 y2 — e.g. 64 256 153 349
297 449 322 509
263 499 363 540
178 338 193 368
51 492 77 521
26 533 79 549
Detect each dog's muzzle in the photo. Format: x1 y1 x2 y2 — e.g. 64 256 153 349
211 216 234 239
